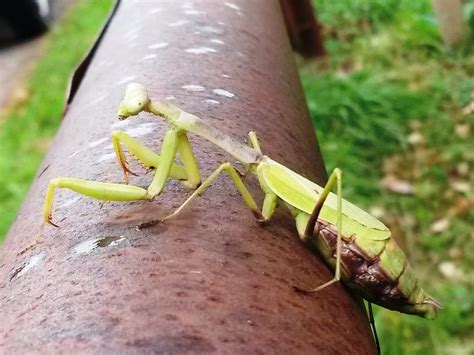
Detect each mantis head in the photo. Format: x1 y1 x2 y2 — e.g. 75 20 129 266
117 83 150 120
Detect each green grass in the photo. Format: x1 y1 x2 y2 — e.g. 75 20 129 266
0 0 114 241
303 0 474 353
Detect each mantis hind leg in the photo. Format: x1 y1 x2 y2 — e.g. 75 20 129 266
294 168 343 293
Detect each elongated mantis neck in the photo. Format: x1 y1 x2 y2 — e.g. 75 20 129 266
148 100 262 165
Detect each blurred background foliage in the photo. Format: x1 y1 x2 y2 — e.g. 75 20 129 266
303 0 474 353
0 0 472 354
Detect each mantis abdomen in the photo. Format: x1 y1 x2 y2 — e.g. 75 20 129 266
311 220 441 319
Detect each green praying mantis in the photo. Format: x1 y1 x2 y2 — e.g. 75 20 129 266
43 83 441 320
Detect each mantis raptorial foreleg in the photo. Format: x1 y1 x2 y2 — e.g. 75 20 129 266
111 130 188 184
114 130 201 189
294 168 343 292
42 128 201 226
159 162 269 224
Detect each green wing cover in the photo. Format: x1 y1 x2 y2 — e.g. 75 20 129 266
259 159 390 241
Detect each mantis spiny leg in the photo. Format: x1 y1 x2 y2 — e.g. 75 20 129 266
175 131 201 190
146 128 179 196
43 178 150 226
294 168 343 292
42 128 198 227
158 162 265 224
111 130 198 188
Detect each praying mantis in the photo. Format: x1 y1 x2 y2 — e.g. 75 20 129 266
43 83 441 320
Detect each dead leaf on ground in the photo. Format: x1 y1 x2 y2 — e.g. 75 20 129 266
407 131 425 145
449 195 474 216
438 261 465 281
456 162 469 177
450 180 471 193
462 93 474 115
448 246 462 259
455 123 470 139
430 218 451 234
381 175 415 195
369 206 385 219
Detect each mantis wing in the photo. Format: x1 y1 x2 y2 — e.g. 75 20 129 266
258 159 391 241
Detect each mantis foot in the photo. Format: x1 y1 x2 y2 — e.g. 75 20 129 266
47 216 60 228
292 285 313 294
135 219 163 230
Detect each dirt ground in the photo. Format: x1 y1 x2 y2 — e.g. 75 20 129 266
0 0 78 113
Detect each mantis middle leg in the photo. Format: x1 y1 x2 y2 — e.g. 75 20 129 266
143 132 278 227
294 168 343 292
159 162 272 224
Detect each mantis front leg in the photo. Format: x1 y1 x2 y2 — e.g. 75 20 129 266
294 168 343 292
112 130 200 190
43 128 201 226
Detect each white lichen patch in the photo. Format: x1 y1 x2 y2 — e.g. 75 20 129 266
184 10 206 15
149 7 163 14
210 39 225 44
68 150 80 158
97 152 117 163
204 99 220 105
122 27 141 41
142 54 157 61
224 2 240 10
197 26 223 34
116 75 137 85
98 60 114 68
168 19 189 27
165 95 176 100
212 88 235 98
88 94 107 106
112 119 133 129
148 42 168 49
123 32 139 42
13 253 45 279
125 123 159 138
88 137 108 148
59 195 82 209
74 236 128 255
185 47 217 54
182 85 205 92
